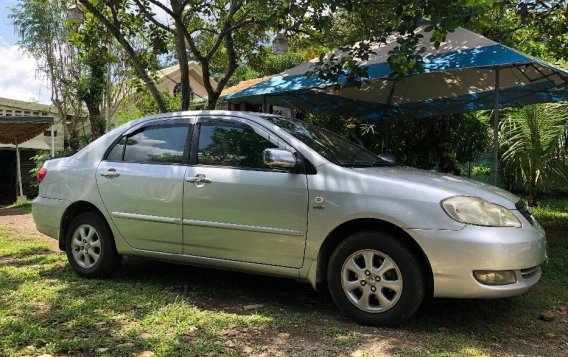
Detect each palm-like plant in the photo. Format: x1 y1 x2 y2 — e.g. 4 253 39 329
500 103 568 207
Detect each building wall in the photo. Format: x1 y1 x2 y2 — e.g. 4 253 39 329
0 97 67 202
155 63 218 102
0 97 65 152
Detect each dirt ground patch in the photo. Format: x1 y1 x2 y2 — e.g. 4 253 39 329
0 206 58 251
1 206 567 356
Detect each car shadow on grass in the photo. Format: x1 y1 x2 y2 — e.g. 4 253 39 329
0 204 32 216
5 251 558 356
111 256 561 353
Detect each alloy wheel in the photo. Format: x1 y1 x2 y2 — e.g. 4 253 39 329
70 224 102 269
341 249 403 313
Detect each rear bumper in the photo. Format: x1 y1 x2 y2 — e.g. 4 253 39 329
406 222 547 298
32 196 70 241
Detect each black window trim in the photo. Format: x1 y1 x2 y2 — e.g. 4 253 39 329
103 118 193 166
191 116 307 174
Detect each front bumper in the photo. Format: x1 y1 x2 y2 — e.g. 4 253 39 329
32 196 71 240
406 221 546 298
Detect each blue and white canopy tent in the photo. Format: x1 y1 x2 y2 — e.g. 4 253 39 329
225 25 568 184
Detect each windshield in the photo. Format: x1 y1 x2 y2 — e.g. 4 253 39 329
262 116 391 167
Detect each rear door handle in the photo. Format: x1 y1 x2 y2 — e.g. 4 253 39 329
100 169 120 178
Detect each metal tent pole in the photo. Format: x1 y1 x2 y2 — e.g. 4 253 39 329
15 137 23 198
492 67 500 186
51 124 55 157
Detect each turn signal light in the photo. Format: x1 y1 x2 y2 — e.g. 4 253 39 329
37 168 47 184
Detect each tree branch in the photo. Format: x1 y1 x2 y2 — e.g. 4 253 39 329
133 0 175 33
78 0 167 112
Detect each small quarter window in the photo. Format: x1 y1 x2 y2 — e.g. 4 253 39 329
106 137 126 161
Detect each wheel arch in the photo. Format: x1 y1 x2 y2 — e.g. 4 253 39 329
59 201 111 251
315 218 433 296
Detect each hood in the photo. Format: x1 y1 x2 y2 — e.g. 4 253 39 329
351 166 520 209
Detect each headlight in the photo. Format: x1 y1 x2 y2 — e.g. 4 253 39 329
441 196 521 227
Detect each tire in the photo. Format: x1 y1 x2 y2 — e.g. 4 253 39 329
65 212 122 278
327 230 425 326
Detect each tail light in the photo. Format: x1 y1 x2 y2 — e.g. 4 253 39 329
37 168 47 184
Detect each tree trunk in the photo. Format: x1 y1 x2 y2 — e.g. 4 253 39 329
82 53 107 141
170 0 190 111
207 93 220 110
87 103 103 140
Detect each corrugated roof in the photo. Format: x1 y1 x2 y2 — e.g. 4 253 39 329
0 135 51 150
221 76 272 97
0 116 54 145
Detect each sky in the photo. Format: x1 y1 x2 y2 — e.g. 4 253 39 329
0 0 52 104
0 0 171 105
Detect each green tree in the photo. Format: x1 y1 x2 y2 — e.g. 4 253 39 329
500 103 568 206
69 14 112 140
11 0 127 143
76 0 504 110
78 0 286 110
303 1 566 87
10 0 86 150
468 1 567 62
454 114 491 177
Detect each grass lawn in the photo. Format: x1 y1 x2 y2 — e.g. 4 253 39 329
0 198 567 356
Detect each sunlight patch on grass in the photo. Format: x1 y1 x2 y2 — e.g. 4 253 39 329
4 201 32 214
0 228 52 257
531 197 568 228
393 334 492 357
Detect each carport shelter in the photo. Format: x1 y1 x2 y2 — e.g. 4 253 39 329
226 25 568 184
0 116 54 202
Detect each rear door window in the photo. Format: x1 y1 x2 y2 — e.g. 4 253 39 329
107 123 190 164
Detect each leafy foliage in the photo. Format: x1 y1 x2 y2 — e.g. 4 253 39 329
113 89 182 126
10 0 87 150
304 112 491 174
468 1 567 62
227 48 306 87
306 0 489 83
500 103 568 206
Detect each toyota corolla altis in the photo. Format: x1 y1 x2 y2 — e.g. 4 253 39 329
32 111 546 325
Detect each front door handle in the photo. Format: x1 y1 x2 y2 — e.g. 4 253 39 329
185 174 212 185
100 169 120 178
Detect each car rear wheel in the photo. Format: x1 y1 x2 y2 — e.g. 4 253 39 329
65 212 121 278
327 230 425 326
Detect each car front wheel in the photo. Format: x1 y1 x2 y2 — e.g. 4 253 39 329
65 212 121 278
327 230 425 326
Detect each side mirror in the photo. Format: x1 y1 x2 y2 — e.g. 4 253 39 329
378 154 396 164
263 148 297 169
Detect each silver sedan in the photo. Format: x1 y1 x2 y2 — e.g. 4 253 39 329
32 111 546 325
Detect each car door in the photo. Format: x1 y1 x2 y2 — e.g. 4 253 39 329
182 117 309 268
97 119 191 254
